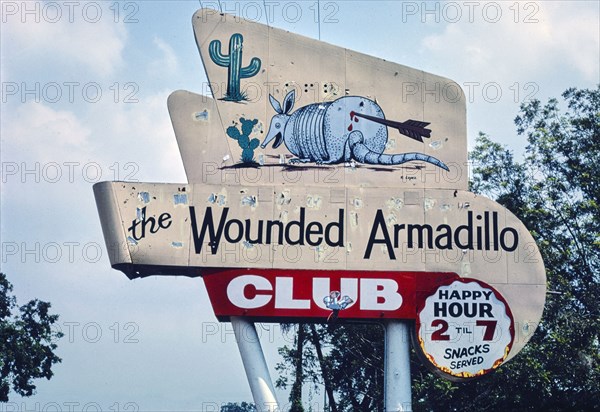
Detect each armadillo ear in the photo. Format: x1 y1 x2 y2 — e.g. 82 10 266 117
283 90 295 114
269 94 283 114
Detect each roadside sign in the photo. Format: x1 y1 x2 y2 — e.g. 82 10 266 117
94 8 546 382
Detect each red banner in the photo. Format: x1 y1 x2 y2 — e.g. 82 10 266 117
203 269 458 322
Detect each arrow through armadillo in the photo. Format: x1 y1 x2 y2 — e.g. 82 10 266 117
350 111 432 143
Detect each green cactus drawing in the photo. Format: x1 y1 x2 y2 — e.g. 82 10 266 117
227 118 260 164
209 33 261 102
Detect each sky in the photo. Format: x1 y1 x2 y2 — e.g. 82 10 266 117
1 0 598 410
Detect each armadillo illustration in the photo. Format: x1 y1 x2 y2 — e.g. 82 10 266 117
260 90 449 171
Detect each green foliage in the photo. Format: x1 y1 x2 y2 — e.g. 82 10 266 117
227 117 261 164
276 86 600 410
276 323 385 411
0 272 63 402
460 86 600 411
220 401 256 412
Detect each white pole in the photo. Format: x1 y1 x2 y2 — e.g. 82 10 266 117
384 320 412 411
231 316 280 412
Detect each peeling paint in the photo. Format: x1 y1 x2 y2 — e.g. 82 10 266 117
279 210 289 223
349 211 359 228
321 82 340 98
306 195 322 209
127 236 138 245
136 207 145 221
171 241 183 248
386 197 404 211
241 195 257 208
279 154 286 164
242 241 254 249
194 109 209 121
252 120 264 135
208 192 227 206
429 140 443 150
346 242 353 254
385 138 396 150
257 153 265 165
223 154 231 162
277 190 292 205
173 193 188 205
424 198 436 211
313 245 325 261
440 204 452 212
461 261 472 276
351 198 363 209
386 213 397 226
137 192 150 204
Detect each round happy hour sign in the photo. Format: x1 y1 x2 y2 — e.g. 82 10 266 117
416 278 515 379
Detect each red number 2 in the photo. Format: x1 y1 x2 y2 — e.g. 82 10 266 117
431 319 450 341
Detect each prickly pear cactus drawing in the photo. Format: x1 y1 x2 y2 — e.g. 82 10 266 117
227 117 260 164
209 33 261 102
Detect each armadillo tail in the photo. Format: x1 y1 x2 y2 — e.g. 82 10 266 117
349 132 449 171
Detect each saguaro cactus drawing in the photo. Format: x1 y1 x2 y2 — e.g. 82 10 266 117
209 33 261 102
226 117 260 164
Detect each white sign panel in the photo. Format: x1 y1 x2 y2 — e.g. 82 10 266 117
416 278 514 379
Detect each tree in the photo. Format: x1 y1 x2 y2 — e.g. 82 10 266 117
277 323 384 411
0 272 63 401
276 86 600 410
220 402 256 412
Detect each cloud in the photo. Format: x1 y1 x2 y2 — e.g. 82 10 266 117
421 2 599 84
149 37 180 77
3 102 92 162
93 88 186 183
2 2 127 78
545 3 600 81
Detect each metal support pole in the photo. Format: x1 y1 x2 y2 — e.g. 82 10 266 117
384 320 412 411
231 316 280 412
